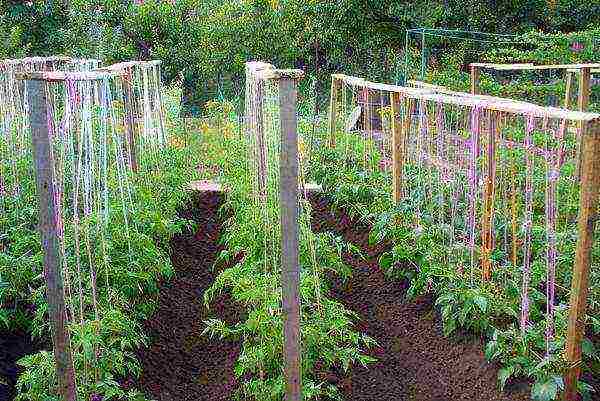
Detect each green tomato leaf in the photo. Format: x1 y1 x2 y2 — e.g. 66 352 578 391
531 379 559 401
473 295 488 313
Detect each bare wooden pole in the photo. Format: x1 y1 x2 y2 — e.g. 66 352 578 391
123 71 138 172
578 67 591 114
564 118 600 401
575 68 592 178
470 65 480 95
363 86 371 169
481 111 498 281
564 71 574 109
391 92 404 203
328 75 342 148
279 76 302 401
255 82 268 197
26 79 77 401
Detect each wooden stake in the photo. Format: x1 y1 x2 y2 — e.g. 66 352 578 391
564 71 574 109
391 92 404 203
123 71 138 172
578 67 591 115
26 79 77 401
470 65 480 95
255 82 268 197
481 111 498 281
564 118 600 401
575 68 592 178
279 76 302 401
328 75 342 148
364 87 372 169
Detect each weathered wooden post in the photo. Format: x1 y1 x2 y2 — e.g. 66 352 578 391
123 68 139 172
470 64 480 96
578 67 591 114
25 77 77 401
390 92 404 203
328 74 342 148
362 84 372 169
564 117 600 401
575 67 592 178
564 71 574 109
481 111 498 281
276 69 305 401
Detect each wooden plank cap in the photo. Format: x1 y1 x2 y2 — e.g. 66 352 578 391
260 68 304 80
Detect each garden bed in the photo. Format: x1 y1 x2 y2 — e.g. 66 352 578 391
309 193 532 401
135 190 244 401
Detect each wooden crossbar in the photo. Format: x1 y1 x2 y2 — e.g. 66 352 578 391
471 62 600 71
16 70 125 82
568 68 600 74
338 75 600 122
100 60 162 71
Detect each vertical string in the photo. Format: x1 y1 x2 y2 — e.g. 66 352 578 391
520 114 536 334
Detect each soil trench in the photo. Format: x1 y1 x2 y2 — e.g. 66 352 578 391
136 191 242 401
309 193 531 401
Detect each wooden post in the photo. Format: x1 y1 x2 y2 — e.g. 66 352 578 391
328 75 342 148
279 74 302 401
123 70 138 172
26 79 77 401
564 71 574 109
255 82 268 197
564 118 600 401
391 92 404 203
481 111 498 281
470 65 480 95
363 86 372 169
575 68 591 178
578 67 591 114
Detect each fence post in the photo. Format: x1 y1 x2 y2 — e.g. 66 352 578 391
564 117 600 401
391 92 404 203
470 64 480 95
26 78 77 401
278 70 304 401
328 75 342 148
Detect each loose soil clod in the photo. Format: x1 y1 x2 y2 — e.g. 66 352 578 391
309 193 531 401
136 191 242 401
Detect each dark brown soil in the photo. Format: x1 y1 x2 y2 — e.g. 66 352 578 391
136 191 243 401
309 193 531 401
0 330 45 401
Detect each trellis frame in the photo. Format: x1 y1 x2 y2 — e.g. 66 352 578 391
328 73 600 400
15 60 163 398
17 70 123 401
